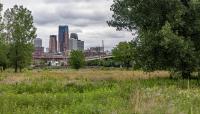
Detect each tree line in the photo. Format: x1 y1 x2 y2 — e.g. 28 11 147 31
0 4 36 72
109 0 200 79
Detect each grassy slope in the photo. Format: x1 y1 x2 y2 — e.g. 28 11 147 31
0 69 200 114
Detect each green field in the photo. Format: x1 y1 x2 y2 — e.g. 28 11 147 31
0 69 200 114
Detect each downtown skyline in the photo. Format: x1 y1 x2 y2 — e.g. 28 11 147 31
2 0 133 50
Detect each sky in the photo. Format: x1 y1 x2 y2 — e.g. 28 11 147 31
2 0 133 50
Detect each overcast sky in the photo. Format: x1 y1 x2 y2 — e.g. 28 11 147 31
2 0 133 50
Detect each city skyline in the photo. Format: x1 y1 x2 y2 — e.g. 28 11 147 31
2 0 133 50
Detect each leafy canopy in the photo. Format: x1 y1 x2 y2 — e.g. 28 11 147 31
0 3 9 70
108 0 200 77
4 5 36 72
112 42 135 69
69 50 85 70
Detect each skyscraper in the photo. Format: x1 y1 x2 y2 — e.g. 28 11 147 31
69 33 84 51
33 38 44 57
49 35 57 53
34 38 42 48
69 38 78 50
58 25 69 52
77 40 84 51
70 33 78 40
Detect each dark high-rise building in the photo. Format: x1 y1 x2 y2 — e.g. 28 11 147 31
49 35 57 53
58 25 69 52
70 33 78 40
77 40 84 51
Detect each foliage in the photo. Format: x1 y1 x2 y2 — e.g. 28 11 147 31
4 5 36 72
0 3 9 70
136 23 197 73
69 50 85 70
112 42 135 69
86 59 121 67
0 41 9 70
108 0 200 78
86 59 102 66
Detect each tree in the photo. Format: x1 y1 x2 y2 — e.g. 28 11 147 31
69 50 85 70
4 5 36 72
0 3 9 71
136 22 197 76
0 40 9 70
108 0 200 78
112 42 135 69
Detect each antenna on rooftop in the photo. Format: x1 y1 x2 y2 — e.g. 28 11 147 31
102 40 104 50
102 40 105 56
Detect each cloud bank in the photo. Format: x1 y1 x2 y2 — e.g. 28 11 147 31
2 0 133 50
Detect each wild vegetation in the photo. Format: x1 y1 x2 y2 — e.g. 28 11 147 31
112 42 136 69
0 4 36 72
69 50 85 70
1 69 200 114
1 1 200 113
109 0 200 78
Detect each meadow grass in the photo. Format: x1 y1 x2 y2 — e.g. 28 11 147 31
0 69 200 114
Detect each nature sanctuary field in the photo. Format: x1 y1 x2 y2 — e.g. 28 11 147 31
0 69 200 114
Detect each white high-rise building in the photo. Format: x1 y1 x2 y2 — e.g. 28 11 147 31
34 38 42 48
69 33 84 51
69 38 78 50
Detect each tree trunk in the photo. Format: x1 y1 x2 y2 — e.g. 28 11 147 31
126 63 130 70
125 61 130 70
3 66 6 71
0 67 2 72
15 49 18 73
197 68 200 80
126 66 129 70
15 63 18 73
182 71 191 79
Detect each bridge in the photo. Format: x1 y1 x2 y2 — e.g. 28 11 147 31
85 55 113 61
34 54 114 62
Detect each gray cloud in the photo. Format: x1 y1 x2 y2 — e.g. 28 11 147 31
34 12 59 26
34 4 108 27
2 0 133 50
58 10 107 21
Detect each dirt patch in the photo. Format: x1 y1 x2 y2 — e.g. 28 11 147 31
0 70 170 84
0 73 28 84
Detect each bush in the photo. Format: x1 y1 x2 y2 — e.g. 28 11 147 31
69 50 85 70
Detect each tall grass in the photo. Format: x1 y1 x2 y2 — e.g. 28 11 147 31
0 69 200 113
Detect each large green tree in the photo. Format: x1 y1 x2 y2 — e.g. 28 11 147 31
0 39 9 71
69 50 85 70
0 3 9 71
108 0 200 78
4 5 36 72
112 42 135 69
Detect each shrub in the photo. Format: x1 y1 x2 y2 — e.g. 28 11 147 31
69 50 85 70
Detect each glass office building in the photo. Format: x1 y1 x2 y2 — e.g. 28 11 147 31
58 25 69 52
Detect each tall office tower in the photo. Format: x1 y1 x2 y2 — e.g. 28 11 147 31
77 40 84 51
33 38 44 57
58 25 69 52
70 33 78 40
49 35 57 53
34 38 42 48
69 33 84 51
69 38 78 50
